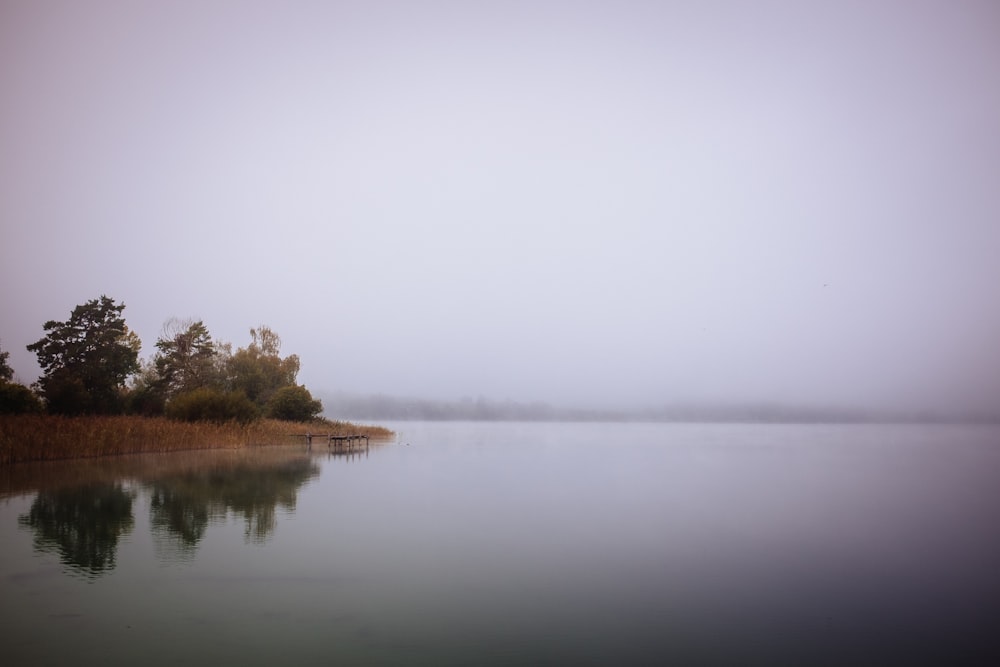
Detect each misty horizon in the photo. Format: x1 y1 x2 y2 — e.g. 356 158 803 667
319 390 1000 425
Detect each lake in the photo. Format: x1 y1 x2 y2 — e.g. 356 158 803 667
2 421 999 666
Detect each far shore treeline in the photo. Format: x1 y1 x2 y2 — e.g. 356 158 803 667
0 295 391 464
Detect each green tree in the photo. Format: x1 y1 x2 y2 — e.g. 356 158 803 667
124 358 167 416
0 339 13 382
154 319 220 397
226 326 300 408
0 338 41 413
27 296 141 414
266 384 323 421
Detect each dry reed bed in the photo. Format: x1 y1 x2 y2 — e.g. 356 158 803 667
0 415 394 466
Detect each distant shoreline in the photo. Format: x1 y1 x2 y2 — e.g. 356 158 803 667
0 415 394 466
321 392 1000 425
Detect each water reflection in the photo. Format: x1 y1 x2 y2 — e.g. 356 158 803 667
317 446 370 462
148 456 319 553
17 483 135 579
149 485 209 559
11 447 322 577
3 424 1000 665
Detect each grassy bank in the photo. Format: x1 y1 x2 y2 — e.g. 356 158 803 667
0 415 394 465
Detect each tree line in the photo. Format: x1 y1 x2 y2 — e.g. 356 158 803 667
0 295 323 422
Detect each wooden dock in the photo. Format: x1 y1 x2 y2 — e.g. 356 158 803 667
291 433 370 449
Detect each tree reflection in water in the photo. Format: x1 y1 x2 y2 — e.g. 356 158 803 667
149 485 210 559
148 457 319 558
15 452 321 575
18 483 135 580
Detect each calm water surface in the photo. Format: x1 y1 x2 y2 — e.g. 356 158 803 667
2 421 999 665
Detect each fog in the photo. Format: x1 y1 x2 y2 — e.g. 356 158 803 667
2 1 999 417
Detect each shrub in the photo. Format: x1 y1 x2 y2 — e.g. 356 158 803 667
265 385 323 422
124 384 166 417
0 381 44 414
165 388 260 424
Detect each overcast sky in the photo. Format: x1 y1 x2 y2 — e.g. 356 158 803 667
2 0 999 414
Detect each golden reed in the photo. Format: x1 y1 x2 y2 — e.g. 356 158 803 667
0 415 393 465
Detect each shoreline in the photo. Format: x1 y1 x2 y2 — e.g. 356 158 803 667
0 414 394 466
